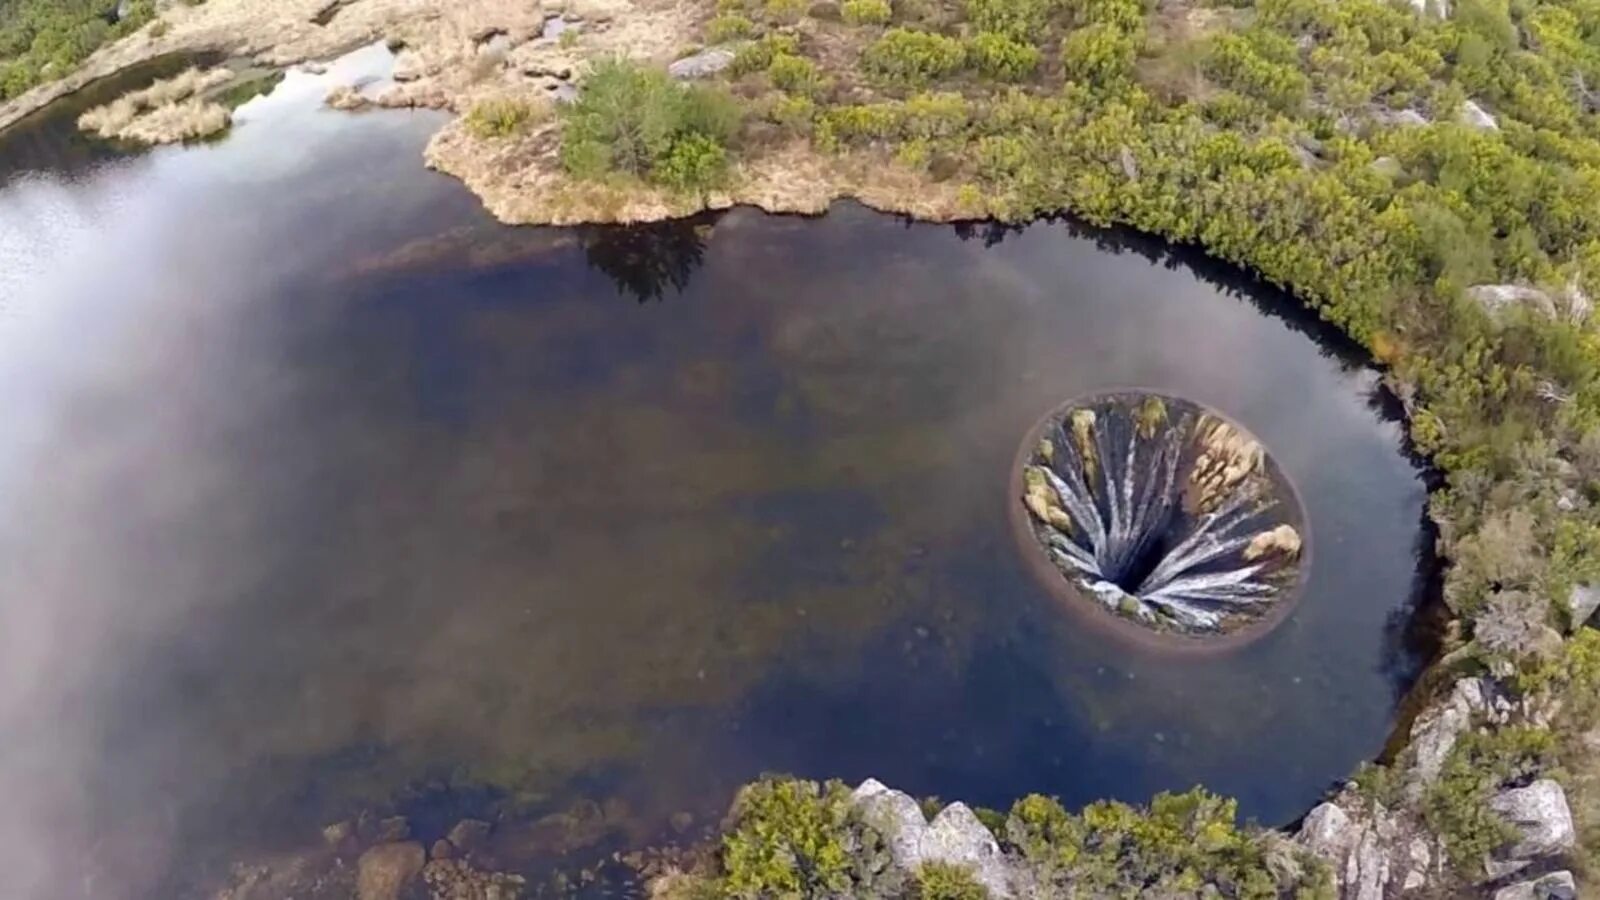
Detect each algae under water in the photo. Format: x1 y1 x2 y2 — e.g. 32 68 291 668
0 48 1432 899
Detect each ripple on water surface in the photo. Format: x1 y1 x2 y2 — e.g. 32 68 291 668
0 53 1432 899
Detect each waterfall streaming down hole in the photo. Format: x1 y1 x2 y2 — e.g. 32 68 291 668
1016 392 1306 642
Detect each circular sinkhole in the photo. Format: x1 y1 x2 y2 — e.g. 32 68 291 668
1012 391 1309 650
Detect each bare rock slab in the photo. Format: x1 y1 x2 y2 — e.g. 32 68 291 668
667 47 735 79
1485 780 1575 878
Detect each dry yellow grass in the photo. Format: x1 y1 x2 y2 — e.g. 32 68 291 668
78 67 235 143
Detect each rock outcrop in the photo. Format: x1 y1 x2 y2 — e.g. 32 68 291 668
1461 99 1499 130
1295 799 1436 900
1404 678 1494 798
850 779 1017 898
1566 583 1600 629
1493 870 1578 900
1484 780 1576 878
1468 284 1560 319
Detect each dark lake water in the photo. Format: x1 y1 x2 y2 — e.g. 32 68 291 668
0 46 1432 899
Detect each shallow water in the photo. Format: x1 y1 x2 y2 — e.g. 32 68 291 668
0 47 1431 899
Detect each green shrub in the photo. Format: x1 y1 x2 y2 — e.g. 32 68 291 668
721 778 855 897
559 59 740 185
821 102 904 143
1425 727 1560 869
902 90 969 137
0 0 158 100
966 32 1041 81
768 52 822 93
465 97 540 138
1063 0 1145 30
842 0 894 25
730 33 801 76
654 133 730 193
914 862 989 899
1204 31 1309 111
863 28 967 85
706 13 756 42
966 0 1060 39
1061 22 1141 85
769 93 818 131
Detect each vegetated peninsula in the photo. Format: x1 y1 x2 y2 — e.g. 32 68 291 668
6 0 1600 897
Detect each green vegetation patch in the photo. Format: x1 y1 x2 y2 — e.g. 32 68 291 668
1425 726 1561 869
1 0 156 100
560 58 741 193
466 97 543 139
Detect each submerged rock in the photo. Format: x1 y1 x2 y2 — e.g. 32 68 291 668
447 819 492 854
423 858 526 899
850 779 1015 898
356 841 425 900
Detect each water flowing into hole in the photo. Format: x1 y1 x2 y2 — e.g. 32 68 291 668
1018 392 1306 642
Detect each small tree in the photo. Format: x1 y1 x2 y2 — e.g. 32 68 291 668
559 58 740 188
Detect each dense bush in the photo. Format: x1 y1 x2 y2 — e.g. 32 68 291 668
1001 790 1333 897
965 0 1059 39
0 0 156 100
966 32 1041 82
560 59 739 192
729 32 800 76
842 0 893 25
1425 727 1560 869
1061 22 1140 85
706 12 756 42
862 27 967 85
718 779 863 897
768 52 823 93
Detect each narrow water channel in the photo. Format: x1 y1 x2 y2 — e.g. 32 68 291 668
0 48 1432 899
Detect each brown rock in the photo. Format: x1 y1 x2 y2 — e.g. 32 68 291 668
357 841 425 900
430 838 456 860
447 818 492 853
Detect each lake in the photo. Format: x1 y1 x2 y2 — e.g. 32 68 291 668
0 45 1432 899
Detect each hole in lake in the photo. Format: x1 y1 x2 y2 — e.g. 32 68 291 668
1015 392 1307 646
0 56 1435 898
